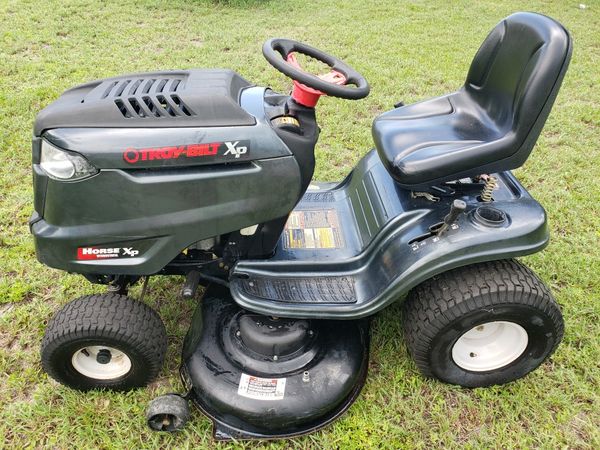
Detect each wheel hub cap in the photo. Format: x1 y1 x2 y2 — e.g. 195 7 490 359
71 346 132 379
96 349 112 364
451 321 528 371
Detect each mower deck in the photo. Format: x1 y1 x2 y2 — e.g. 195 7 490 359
180 285 370 440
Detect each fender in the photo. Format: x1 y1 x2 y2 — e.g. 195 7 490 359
230 154 549 319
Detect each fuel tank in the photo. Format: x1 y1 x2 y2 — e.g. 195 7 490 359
30 70 304 275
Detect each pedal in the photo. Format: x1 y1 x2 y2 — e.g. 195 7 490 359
181 271 201 299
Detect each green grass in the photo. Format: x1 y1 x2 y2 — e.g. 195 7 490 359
1 0 599 448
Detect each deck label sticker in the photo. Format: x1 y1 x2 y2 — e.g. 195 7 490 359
238 373 286 400
284 209 344 249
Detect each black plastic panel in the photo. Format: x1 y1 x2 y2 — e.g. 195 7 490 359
41 87 292 170
32 157 301 275
230 150 549 319
34 69 255 135
31 87 305 275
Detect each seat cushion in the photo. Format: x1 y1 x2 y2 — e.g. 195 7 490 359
372 12 571 190
372 92 507 188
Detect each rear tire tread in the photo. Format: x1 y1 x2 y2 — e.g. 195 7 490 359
402 259 563 379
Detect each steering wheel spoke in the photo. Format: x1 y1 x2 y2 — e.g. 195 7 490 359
318 70 346 85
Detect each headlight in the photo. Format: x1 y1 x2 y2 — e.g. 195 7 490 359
40 140 98 181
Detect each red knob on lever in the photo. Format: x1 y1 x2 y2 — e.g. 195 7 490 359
286 53 346 108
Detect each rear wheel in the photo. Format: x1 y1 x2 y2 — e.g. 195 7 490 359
402 260 563 387
41 293 167 391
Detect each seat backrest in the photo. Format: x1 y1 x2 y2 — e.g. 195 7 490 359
464 12 571 162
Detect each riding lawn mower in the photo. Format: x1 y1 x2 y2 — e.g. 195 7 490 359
31 12 571 440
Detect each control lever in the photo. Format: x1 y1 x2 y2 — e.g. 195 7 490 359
435 200 467 236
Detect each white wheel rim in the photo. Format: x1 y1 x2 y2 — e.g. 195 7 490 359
452 321 528 372
71 346 132 380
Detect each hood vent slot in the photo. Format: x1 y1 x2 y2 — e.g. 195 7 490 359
105 77 194 118
114 80 131 97
101 81 119 99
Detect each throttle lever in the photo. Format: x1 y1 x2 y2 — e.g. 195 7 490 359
436 200 467 236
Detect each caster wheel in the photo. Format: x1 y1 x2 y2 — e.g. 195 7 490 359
146 394 190 432
41 293 167 391
402 260 563 387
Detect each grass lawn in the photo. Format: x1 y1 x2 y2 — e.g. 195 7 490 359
1 0 599 448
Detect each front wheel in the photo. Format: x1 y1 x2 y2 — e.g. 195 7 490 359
402 260 563 387
41 293 167 391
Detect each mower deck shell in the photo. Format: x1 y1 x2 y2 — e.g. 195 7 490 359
181 285 370 440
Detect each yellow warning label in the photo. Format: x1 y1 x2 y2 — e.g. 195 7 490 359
284 210 344 249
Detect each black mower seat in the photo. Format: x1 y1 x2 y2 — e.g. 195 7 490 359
372 12 571 189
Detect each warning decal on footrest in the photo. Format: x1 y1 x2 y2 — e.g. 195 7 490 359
238 373 286 400
284 209 344 249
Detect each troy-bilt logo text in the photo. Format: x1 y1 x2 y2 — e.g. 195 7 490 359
123 143 219 164
122 141 250 164
77 247 140 260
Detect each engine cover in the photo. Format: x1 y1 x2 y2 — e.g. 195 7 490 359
34 69 256 134
31 71 305 275
181 285 370 440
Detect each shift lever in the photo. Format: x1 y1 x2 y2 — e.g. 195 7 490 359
436 200 467 236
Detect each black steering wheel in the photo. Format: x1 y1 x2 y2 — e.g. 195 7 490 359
262 38 370 100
